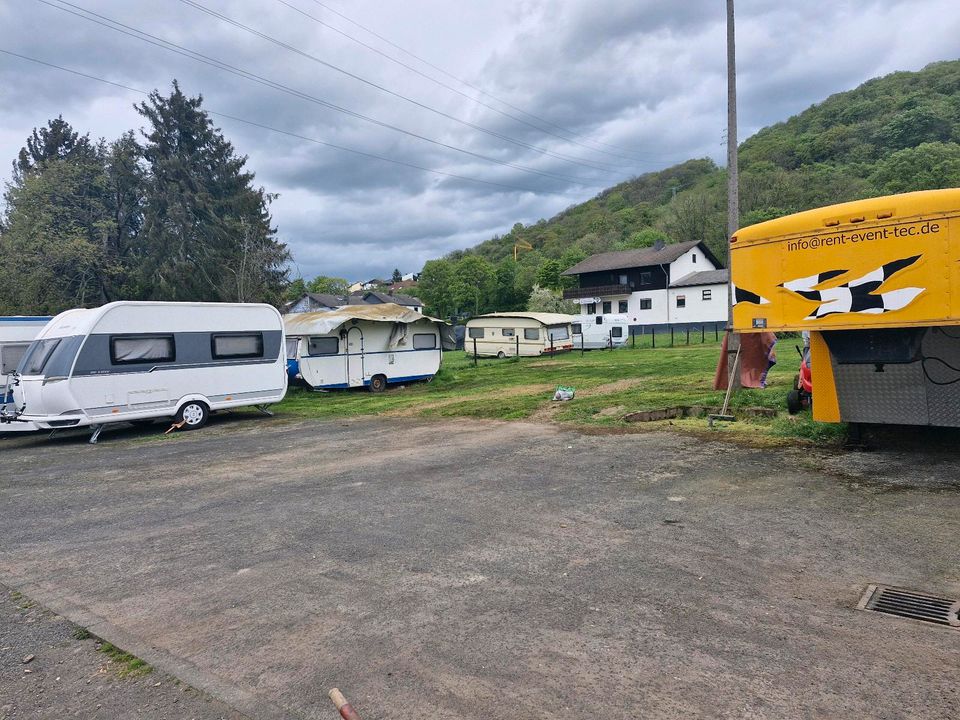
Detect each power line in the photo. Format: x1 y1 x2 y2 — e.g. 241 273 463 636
302 0 668 162
35 0 599 185
273 0 642 168
176 0 670 171
0 48 568 195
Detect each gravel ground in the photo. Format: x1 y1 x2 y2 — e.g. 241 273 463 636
0 415 958 719
0 586 247 720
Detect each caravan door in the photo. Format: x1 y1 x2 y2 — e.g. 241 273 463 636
346 326 365 387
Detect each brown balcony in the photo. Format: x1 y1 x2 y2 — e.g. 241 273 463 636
562 284 632 300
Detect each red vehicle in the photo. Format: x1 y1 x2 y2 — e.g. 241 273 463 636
787 343 812 414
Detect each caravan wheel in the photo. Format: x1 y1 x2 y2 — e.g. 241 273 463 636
368 374 388 393
176 401 209 429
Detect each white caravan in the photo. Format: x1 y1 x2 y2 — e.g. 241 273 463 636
1 302 287 441
572 315 629 349
1 316 52 425
464 312 575 357
285 304 443 392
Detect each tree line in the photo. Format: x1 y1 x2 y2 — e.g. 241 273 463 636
0 82 289 315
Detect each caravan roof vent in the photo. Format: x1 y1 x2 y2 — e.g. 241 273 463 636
858 584 959 628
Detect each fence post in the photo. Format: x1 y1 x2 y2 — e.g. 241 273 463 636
701 325 705 343
652 328 656 349
715 324 719 341
473 337 477 367
609 329 613 351
550 334 554 355
515 334 519 357
670 327 674 347
580 332 584 357
632 329 635 349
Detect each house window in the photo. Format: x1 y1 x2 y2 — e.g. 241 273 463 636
595 316 603 325
618 274 628 285
524 328 539 340
585 303 596 314
640 271 652 285
0 343 29 375
602 301 612 314
468 327 484 339
308 336 339 356
702 289 712 301
611 326 623 338
640 298 652 310
212 333 264 359
413 333 436 349
618 300 628 313
501 328 515 337
571 324 582 335
692 253 697 263
676 295 686 308
110 335 175 365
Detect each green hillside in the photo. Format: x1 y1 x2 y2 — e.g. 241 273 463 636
416 59 960 318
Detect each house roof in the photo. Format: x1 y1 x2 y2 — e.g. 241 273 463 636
669 269 730 287
561 240 722 275
305 292 346 307
469 312 574 326
348 291 423 307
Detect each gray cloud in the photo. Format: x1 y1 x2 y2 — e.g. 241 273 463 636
1 0 959 281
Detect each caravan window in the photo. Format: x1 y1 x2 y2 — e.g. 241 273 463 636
611 327 624 338
547 326 570 341
413 333 437 349
468 327 484 339
524 328 539 340
20 338 62 375
110 335 175 365
285 337 300 359
308 336 339 356
501 328 515 337
212 333 264 359
1 343 30 375
571 324 582 335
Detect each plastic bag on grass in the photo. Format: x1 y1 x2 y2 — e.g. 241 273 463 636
553 385 575 401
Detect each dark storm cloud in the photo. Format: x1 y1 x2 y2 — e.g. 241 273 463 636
2 0 959 280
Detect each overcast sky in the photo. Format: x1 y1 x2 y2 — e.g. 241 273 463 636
1 0 959 282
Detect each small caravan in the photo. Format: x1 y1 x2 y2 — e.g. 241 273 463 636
1 302 287 440
465 312 575 357
285 303 445 391
1 316 51 423
572 315 629 349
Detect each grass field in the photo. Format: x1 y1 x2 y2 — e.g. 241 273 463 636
271 336 847 446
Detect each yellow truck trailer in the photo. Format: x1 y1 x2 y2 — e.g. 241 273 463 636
731 188 960 427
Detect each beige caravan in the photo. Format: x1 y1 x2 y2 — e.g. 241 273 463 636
465 312 574 357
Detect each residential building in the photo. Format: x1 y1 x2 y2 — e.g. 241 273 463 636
561 240 729 333
284 293 345 314
348 291 424 313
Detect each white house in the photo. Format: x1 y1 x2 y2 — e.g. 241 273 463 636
561 240 729 332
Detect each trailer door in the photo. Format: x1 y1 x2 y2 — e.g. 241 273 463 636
346 326 364 387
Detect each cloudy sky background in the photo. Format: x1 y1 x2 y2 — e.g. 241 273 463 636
1 0 959 281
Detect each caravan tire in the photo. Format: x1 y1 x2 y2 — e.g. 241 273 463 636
368 375 388 393
176 401 209 429
497 351 506 359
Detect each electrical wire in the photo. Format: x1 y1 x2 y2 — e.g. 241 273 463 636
301 0 667 162
176 0 666 172
0 48 563 195
273 0 670 168
35 0 599 186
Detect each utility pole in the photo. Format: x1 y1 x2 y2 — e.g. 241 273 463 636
725 0 741 391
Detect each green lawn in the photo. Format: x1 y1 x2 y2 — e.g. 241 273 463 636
269 336 846 445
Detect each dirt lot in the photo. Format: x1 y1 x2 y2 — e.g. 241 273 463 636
1 416 958 719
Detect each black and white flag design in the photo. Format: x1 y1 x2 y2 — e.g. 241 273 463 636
732 284 771 306
780 255 923 320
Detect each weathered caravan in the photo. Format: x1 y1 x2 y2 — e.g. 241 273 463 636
1 302 287 440
1 316 51 423
285 303 445 391
465 312 574 357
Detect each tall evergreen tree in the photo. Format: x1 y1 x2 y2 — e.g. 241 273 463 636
135 82 289 303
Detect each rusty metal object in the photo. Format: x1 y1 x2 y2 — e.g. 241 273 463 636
329 688 363 720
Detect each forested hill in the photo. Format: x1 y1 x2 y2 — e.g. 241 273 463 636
434 59 960 284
